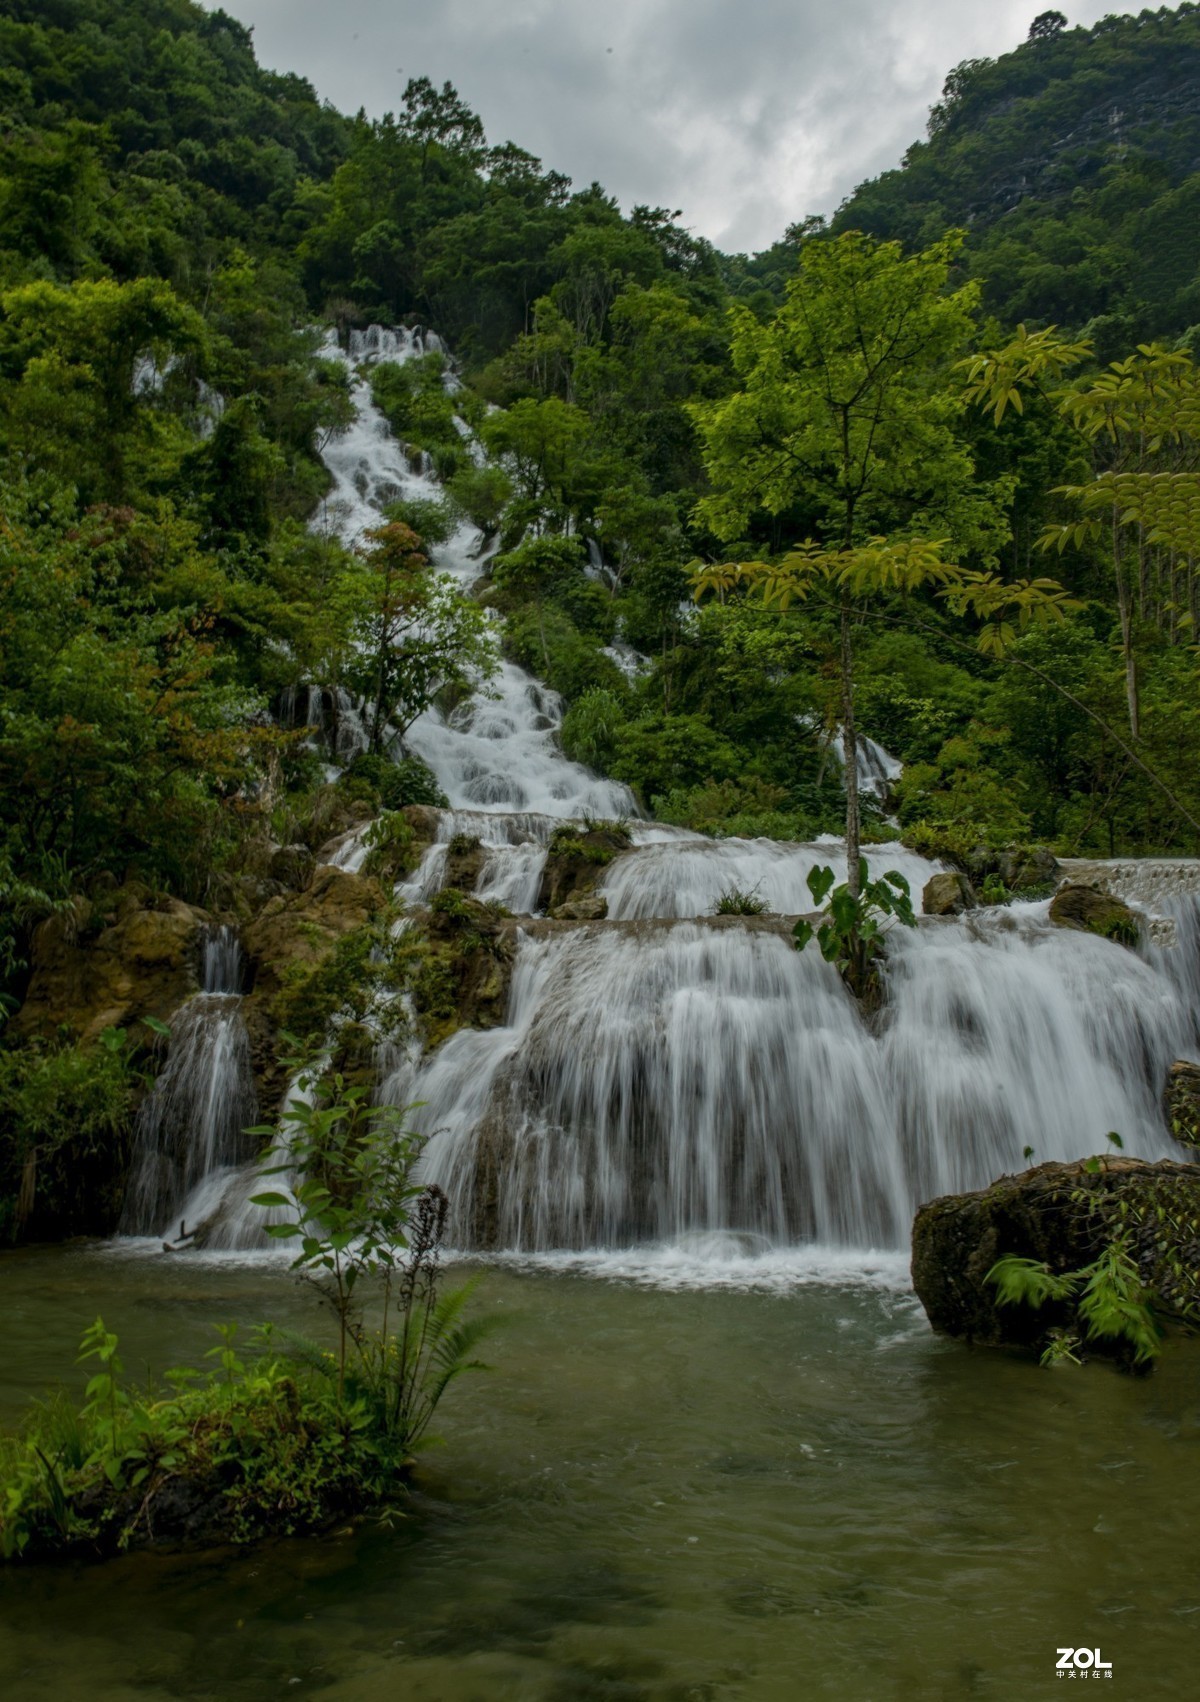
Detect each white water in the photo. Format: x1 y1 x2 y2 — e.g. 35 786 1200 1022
374 909 1199 1253
147 324 1200 1273
406 658 636 818
600 835 941 920
121 927 257 1238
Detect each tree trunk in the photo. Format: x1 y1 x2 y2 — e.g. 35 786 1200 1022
840 594 861 898
1113 508 1139 740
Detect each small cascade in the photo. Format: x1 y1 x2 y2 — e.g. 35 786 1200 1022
120 925 257 1238
600 836 942 921
828 726 904 801
278 683 369 767
405 659 636 818
202 924 246 994
375 903 1200 1253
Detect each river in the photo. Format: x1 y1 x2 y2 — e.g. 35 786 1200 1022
1 1243 1198 1699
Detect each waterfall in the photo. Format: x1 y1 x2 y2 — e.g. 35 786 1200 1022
120 928 257 1239
157 323 1200 1268
374 905 1200 1253
600 836 941 920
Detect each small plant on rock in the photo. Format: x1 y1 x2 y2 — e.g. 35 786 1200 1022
713 885 768 916
792 859 916 1000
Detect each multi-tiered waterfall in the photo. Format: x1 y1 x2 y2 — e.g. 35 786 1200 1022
137 326 1200 1269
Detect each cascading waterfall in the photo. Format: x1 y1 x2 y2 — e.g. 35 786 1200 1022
120 928 257 1238
376 905 1200 1253
164 322 1200 1268
600 836 942 921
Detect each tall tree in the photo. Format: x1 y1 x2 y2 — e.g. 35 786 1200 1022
692 232 1026 891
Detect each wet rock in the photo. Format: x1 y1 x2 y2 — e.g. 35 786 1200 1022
13 887 213 1044
911 1157 1200 1358
444 835 486 894
922 872 977 917
1166 1061 1200 1150
537 824 632 915
401 804 445 842
1049 882 1140 945
269 844 315 892
551 894 609 922
405 891 515 1049
244 867 385 985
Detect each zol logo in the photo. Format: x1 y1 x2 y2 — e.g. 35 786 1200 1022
1056 1648 1114 1678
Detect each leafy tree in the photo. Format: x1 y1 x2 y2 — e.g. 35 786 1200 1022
346 522 494 753
693 231 1069 891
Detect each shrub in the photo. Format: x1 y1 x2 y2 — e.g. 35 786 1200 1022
713 886 768 916
341 752 448 811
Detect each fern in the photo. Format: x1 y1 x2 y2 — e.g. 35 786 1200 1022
987 1238 1162 1365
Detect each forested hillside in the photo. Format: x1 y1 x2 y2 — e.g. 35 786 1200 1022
833 5 1200 347
2 0 1200 1043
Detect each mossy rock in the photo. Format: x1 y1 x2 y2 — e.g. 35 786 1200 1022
1049 882 1141 946
398 894 514 1051
911 1157 1200 1359
537 824 632 914
241 868 388 1116
13 887 214 1045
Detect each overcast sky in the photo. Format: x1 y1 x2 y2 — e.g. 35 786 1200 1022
228 0 1149 253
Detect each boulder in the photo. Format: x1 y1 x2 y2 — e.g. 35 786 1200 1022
401 804 445 842
537 824 632 915
912 1157 1200 1358
921 871 977 917
13 887 213 1044
1166 1060 1200 1150
243 866 386 993
551 894 608 921
241 867 388 1114
1049 882 1140 945
404 892 515 1049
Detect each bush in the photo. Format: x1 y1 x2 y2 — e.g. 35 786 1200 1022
655 777 814 842
713 886 768 916
341 752 448 811
0 1079 495 1560
0 1028 145 1242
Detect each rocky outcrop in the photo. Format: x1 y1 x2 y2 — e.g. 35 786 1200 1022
552 894 608 921
243 867 386 993
1166 1061 1200 1150
241 866 389 1114
538 824 632 916
13 886 214 1045
912 1157 1200 1358
407 891 515 1049
268 844 315 892
1049 882 1140 945
922 872 977 916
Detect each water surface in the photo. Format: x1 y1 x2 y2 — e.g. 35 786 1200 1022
1 1244 1197 1700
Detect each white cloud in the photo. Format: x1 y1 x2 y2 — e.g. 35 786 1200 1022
229 0 1142 251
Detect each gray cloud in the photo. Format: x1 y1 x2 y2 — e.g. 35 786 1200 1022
232 0 1130 252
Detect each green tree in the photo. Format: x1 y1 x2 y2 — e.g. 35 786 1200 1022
692 232 1061 891
347 523 494 753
